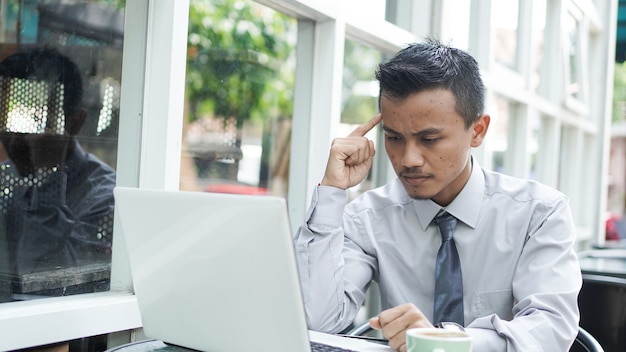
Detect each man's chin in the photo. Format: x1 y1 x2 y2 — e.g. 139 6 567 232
407 193 430 200
401 185 432 200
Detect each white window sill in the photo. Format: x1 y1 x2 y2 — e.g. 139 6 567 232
0 291 142 350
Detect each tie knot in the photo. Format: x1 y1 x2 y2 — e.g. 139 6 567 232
434 212 457 242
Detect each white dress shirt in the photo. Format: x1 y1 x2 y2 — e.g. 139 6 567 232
294 160 581 351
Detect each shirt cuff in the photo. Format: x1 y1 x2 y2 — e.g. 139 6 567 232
464 327 507 351
308 185 347 228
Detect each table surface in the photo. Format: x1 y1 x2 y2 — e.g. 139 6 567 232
106 340 192 352
579 249 626 278
105 331 391 352
101 251 626 352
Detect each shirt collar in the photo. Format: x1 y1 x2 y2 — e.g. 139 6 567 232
413 156 485 231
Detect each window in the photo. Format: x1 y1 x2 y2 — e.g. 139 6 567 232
490 95 511 174
0 0 123 303
340 39 383 200
181 0 297 198
528 112 540 180
531 0 547 91
565 10 582 100
533 114 559 188
493 0 519 69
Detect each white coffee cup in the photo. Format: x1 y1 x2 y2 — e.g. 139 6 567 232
406 328 473 352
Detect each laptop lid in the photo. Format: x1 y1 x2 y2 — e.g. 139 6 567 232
113 187 312 352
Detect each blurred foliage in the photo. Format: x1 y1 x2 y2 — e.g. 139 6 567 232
186 0 295 126
613 61 626 123
100 0 125 9
340 39 382 125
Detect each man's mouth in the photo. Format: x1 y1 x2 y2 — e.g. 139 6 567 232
401 173 430 186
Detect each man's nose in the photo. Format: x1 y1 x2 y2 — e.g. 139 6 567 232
401 142 425 168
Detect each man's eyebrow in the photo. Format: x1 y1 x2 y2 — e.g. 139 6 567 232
381 124 399 134
381 124 443 136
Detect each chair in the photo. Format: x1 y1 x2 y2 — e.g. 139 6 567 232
578 273 626 351
571 326 604 352
346 322 603 351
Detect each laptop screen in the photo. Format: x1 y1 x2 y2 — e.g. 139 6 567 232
113 187 312 352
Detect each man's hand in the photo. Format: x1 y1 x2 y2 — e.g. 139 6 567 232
369 303 434 352
320 114 382 190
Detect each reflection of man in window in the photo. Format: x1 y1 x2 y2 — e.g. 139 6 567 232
0 48 116 297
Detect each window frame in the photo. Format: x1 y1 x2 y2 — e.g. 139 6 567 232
0 0 190 348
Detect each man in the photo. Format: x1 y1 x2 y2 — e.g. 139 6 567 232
294 39 581 351
0 48 116 296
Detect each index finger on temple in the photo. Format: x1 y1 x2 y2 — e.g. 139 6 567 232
348 114 382 137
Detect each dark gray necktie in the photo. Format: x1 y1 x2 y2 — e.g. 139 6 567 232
433 212 464 325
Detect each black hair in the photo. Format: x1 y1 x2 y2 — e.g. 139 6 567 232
0 47 83 116
376 38 485 128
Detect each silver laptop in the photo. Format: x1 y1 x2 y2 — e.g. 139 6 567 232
113 187 389 352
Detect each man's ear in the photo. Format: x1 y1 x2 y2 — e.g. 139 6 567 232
470 114 490 148
65 108 87 136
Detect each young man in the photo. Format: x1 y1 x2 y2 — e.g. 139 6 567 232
294 39 581 351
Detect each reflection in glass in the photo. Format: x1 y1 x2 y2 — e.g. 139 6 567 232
182 0 297 197
0 0 123 304
1 77 66 134
340 39 382 200
493 0 519 68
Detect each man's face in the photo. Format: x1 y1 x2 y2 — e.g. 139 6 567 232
381 88 489 206
0 78 81 176
0 132 71 176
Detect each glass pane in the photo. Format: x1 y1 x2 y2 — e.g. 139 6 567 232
532 0 546 91
558 126 576 191
340 39 382 200
565 12 581 99
533 114 554 185
490 95 510 174
528 113 540 180
607 130 626 220
493 0 519 68
181 0 296 197
441 0 470 50
0 0 123 302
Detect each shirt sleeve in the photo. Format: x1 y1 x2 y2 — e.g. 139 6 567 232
466 196 581 351
293 185 376 333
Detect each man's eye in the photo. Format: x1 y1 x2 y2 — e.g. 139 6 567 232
386 135 401 141
423 137 438 144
